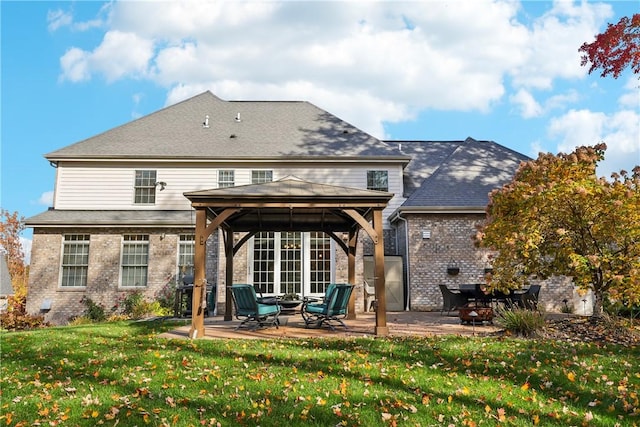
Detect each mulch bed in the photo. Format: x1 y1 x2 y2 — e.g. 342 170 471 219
541 316 640 347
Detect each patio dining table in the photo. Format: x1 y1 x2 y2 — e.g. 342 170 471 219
457 284 527 308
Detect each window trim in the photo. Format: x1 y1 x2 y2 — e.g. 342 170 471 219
177 233 195 281
120 234 149 288
60 234 90 288
366 170 389 192
218 170 235 188
251 170 273 184
133 170 157 205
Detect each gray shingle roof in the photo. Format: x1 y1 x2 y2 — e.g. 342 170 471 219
25 210 195 227
46 91 410 162
398 138 530 209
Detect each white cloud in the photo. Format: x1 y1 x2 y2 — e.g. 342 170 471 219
548 108 640 178
510 1 613 89
47 9 73 32
37 191 54 206
60 31 154 83
510 89 543 118
59 47 91 82
618 77 640 109
56 0 623 142
47 4 109 32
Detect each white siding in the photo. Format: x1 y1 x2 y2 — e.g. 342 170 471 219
54 161 406 226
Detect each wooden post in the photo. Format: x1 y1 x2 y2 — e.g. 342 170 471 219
189 208 207 339
373 208 388 336
224 229 234 321
347 229 357 319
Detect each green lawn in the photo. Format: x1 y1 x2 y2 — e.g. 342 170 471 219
1 320 639 426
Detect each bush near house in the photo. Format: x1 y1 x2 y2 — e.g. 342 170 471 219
0 295 49 331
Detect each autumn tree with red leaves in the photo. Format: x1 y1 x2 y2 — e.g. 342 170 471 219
579 13 640 78
0 209 27 301
476 145 640 318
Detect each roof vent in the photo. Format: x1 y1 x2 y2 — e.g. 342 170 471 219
230 134 237 138
203 115 210 128
235 113 241 122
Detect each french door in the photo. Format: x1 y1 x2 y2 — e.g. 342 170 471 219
251 231 332 297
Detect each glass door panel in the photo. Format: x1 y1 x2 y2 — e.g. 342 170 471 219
253 232 275 294
280 232 301 295
309 231 331 295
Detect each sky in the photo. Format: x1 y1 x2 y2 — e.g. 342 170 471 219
1 0 639 259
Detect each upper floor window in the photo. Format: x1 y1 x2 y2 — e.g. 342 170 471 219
218 170 235 188
251 170 273 184
178 234 195 280
61 234 90 287
367 170 388 192
134 170 157 204
121 234 149 287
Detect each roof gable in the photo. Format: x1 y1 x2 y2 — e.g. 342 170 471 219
47 91 408 161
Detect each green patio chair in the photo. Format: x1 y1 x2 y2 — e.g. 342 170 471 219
229 284 280 330
301 284 354 330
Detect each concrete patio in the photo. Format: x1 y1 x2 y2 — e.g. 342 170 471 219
158 310 503 340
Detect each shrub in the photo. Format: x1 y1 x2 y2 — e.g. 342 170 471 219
118 291 172 319
0 295 49 331
155 280 177 312
80 296 107 322
496 306 546 337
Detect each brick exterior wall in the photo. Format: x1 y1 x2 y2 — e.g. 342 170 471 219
28 228 201 324
28 216 577 325
401 213 575 312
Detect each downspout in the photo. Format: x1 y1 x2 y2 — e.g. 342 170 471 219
391 210 411 311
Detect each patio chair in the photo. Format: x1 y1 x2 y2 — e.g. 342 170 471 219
229 284 280 330
511 284 541 310
363 279 376 312
301 283 354 330
439 284 469 315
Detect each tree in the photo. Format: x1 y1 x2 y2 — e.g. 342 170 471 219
579 13 640 78
475 144 640 318
0 209 27 301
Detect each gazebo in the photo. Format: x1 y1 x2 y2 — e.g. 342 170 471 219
183 176 393 338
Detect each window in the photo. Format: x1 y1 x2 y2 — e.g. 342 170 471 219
367 170 388 192
61 234 90 287
134 170 157 204
251 170 273 184
178 234 195 280
218 170 235 188
121 234 149 287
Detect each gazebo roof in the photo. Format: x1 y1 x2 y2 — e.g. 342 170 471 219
184 176 393 232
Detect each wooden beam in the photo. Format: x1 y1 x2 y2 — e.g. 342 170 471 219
342 209 378 243
189 208 207 339
204 208 240 239
372 208 388 336
224 229 235 321
347 229 358 320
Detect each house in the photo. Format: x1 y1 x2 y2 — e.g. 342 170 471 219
1 256 14 312
25 91 570 325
